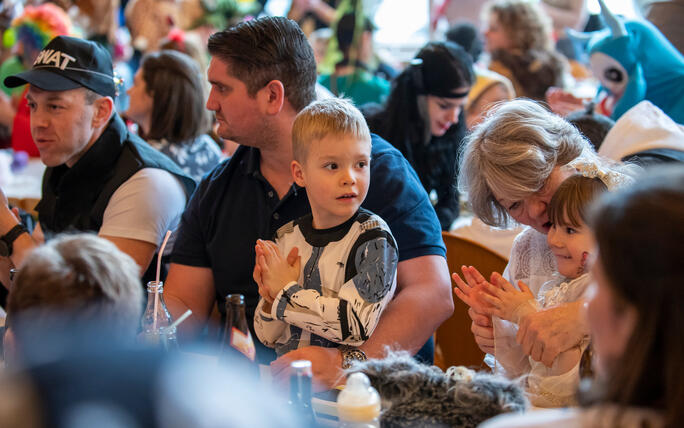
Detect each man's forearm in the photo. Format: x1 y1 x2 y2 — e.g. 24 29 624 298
358 290 442 357
359 255 453 358
163 263 217 343
165 293 208 341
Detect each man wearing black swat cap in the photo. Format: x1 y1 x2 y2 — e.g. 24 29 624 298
0 36 195 279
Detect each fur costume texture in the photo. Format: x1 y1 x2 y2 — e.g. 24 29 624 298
574 0 684 123
348 352 527 428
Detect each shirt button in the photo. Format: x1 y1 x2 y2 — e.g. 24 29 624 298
273 213 280 220
268 191 274 198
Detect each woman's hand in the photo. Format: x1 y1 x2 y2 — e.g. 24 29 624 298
469 307 495 354
516 300 589 367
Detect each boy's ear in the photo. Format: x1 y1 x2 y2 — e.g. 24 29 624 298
258 80 285 115
291 160 306 187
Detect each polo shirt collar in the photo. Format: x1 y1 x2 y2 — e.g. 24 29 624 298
241 145 261 177
240 146 304 195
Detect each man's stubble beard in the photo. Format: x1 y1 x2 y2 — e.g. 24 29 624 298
224 116 280 151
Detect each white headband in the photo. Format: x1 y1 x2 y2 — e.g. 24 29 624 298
568 159 635 191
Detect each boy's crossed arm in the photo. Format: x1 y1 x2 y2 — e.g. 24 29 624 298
253 234 398 345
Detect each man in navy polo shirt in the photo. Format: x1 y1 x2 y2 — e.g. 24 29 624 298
165 16 453 388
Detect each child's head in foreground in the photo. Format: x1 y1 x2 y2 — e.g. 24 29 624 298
291 98 372 229
582 166 684 424
547 174 608 279
5 233 142 365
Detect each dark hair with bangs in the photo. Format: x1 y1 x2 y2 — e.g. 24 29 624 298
140 50 211 144
207 16 317 112
547 175 607 228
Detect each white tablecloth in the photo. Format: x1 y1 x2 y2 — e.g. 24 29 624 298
4 158 44 200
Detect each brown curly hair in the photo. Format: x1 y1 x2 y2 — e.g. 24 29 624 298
484 0 554 51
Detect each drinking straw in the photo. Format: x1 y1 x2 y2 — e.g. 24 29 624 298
168 309 193 331
153 230 173 331
156 230 172 284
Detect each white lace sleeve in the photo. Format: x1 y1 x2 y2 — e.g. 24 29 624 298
539 273 592 309
506 227 557 295
523 274 593 407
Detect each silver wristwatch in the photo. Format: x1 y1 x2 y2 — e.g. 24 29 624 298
340 346 367 369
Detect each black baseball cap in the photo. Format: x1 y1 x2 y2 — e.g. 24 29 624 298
4 35 115 98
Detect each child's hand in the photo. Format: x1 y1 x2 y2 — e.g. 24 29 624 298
256 239 301 299
452 265 495 315
253 254 273 304
479 273 536 323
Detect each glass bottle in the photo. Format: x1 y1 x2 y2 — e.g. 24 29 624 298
337 372 380 428
219 294 255 362
140 280 178 351
289 360 317 426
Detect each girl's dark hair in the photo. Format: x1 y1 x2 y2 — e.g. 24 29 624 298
140 50 211 144
365 41 474 159
547 175 607 228
585 165 684 427
364 41 474 229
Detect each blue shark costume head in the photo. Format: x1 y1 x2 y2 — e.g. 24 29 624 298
572 0 684 123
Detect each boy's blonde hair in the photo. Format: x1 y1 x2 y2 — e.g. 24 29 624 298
292 98 371 162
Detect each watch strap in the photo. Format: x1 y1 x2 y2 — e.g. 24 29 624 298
1 224 28 257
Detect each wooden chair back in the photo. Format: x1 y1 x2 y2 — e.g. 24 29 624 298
434 231 508 370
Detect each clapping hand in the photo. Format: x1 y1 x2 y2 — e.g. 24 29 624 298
452 265 498 354
452 265 496 315
253 239 300 301
477 273 536 323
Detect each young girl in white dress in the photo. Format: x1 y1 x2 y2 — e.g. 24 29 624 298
472 172 612 407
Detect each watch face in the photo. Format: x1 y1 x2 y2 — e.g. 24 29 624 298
341 348 367 369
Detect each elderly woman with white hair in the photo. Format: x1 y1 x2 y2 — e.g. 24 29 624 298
452 99 635 393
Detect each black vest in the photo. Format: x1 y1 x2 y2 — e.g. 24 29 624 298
36 114 196 238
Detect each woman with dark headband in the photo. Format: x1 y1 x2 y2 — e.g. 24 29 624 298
364 41 474 230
